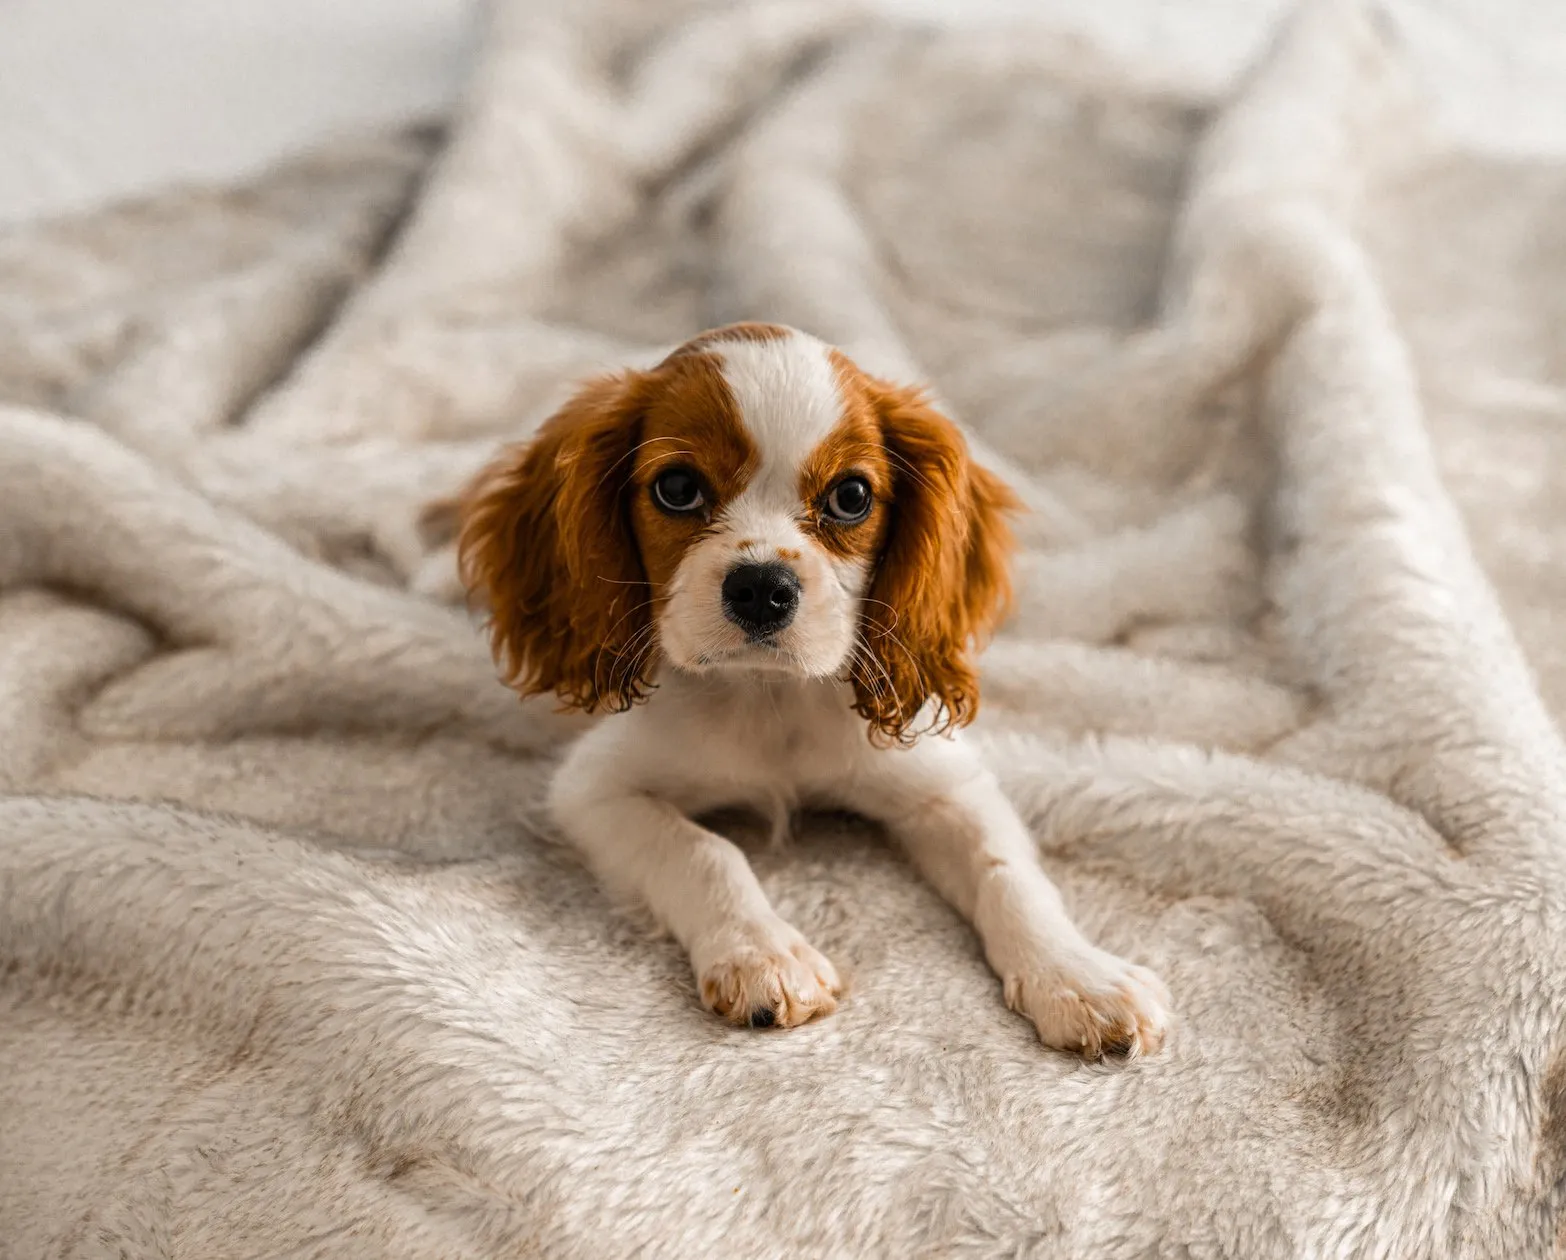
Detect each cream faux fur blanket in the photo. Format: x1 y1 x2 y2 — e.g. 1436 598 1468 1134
3 0 1566 1255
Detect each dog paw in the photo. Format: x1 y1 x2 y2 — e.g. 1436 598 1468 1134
694 923 841 1030
1004 949 1171 1060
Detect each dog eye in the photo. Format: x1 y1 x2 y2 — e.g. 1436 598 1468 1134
823 475 873 524
652 467 705 514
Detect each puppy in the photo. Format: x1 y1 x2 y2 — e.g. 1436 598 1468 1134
458 323 1169 1057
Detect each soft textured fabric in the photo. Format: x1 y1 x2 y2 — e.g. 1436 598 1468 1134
3 1 1566 1255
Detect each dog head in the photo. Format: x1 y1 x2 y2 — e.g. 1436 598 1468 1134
458 323 1017 741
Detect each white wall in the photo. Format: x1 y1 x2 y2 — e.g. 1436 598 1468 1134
2 0 1563 228
0 0 478 226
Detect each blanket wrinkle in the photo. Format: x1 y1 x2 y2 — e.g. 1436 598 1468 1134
3 0 1566 1255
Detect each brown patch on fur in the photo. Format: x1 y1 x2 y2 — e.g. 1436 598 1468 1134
457 340 759 713
457 372 655 712
799 361 895 568
626 351 759 593
837 358 1019 743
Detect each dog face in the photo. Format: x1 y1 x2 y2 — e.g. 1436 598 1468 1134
457 323 1017 740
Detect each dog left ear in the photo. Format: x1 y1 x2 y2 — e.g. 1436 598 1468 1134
457 371 655 713
852 381 1018 742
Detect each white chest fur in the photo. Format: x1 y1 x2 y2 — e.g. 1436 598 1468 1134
560 671 873 823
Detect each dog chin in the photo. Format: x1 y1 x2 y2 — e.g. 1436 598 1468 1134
676 638 845 680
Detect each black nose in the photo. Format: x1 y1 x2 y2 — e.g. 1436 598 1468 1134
721 561 800 637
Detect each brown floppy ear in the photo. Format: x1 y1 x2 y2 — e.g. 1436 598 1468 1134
853 382 1019 743
457 372 653 713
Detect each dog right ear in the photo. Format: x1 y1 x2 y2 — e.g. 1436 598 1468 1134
457 372 655 713
850 379 1018 743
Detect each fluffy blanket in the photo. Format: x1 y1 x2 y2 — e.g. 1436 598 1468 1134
3 0 1566 1254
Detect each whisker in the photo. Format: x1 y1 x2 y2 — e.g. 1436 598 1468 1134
864 644 897 707
850 632 896 710
611 630 660 697
883 450 941 498
858 596 902 633
600 595 659 647
848 646 885 708
592 597 660 696
884 449 971 526
592 437 700 495
601 619 660 698
857 612 927 698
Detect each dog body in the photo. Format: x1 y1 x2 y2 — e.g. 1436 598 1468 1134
460 323 1169 1057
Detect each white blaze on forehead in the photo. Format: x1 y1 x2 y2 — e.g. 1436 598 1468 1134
712 332 844 514
655 329 866 675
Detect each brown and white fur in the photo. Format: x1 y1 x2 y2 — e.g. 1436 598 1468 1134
458 323 1170 1057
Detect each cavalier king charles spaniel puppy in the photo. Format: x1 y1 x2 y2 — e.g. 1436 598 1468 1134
458 322 1169 1058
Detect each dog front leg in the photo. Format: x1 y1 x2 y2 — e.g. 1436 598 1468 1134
551 782 840 1029
860 740 1170 1058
